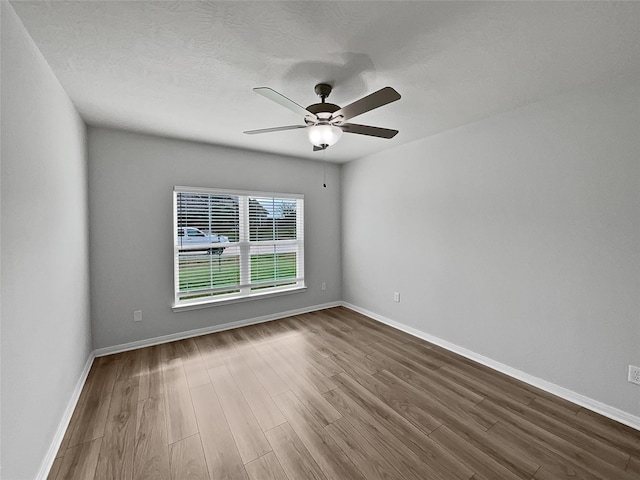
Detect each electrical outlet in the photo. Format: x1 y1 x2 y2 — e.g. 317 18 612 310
629 365 640 385
134 310 142 322
321 282 326 291
393 292 400 302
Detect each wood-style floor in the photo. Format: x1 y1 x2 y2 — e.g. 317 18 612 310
49 307 640 480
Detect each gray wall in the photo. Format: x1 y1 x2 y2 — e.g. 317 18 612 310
342 76 640 417
88 127 341 350
1 3 92 479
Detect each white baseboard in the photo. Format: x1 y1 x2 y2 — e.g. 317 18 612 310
94 301 342 357
342 302 640 431
36 352 95 480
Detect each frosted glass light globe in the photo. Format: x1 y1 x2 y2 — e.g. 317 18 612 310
307 125 343 148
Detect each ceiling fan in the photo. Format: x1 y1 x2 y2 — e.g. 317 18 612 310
244 83 401 151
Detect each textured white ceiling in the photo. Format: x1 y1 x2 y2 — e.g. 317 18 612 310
10 1 640 162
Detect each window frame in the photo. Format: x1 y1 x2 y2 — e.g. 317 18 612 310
172 186 305 311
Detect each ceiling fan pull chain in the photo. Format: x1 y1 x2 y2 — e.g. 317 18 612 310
323 150 327 188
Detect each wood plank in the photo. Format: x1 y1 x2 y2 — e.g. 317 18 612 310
225 352 286 432
528 391 582 415
324 417 402 480
160 341 182 363
262 339 338 394
323 321 384 354
133 396 171 480
319 320 372 350
577 407 640 436
57 371 92 455
94 373 139 480
368 349 486 408
392 340 448 368
272 391 367 480
296 313 354 347
506 396 631 469
478 396 630 470
310 317 375 357
47 457 64 480
480 401 637 480
240 346 290 396
68 358 119 446
335 365 442 436
371 341 447 375
250 320 296 344
320 308 357 332
295 345 345 377
161 353 199 444
627 456 640 475
533 466 568 480
285 317 342 357
278 340 344 378
337 308 416 345
368 370 538 479
193 333 225 370
281 377 342 427
209 330 243 364
429 425 522 480
352 322 412 347
179 338 211 389
574 408 640 457
368 342 481 404
486 420 602 480
528 396 581 421
322 387 448 480
55 437 102 480
190 383 248 480
332 373 471 480
114 350 142 382
245 452 290 480
234 329 290 396
264 423 327 480
138 345 164 401
208 365 271 464
370 359 496 431
169 434 209 480
331 351 379 376
435 358 536 405
253 343 341 426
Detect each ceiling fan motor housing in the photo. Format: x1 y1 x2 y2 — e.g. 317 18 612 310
305 103 341 124
306 84 342 125
306 103 340 114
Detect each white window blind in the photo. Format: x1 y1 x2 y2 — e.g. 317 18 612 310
173 186 304 307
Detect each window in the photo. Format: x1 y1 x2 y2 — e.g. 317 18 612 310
173 186 304 309
187 228 205 237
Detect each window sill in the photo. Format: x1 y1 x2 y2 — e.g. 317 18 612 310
172 285 307 312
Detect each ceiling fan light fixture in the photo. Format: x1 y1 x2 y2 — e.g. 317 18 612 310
307 124 342 148
245 84 401 152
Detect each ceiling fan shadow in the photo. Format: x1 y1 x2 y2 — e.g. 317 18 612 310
282 52 375 102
